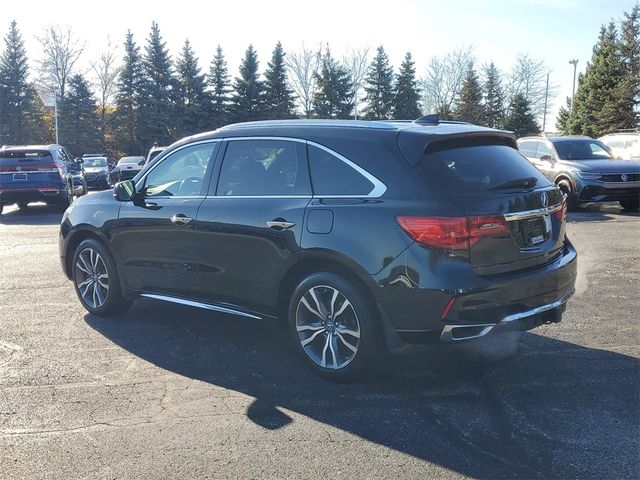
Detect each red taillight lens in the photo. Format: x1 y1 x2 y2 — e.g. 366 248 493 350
51 162 64 177
397 215 508 250
554 196 567 221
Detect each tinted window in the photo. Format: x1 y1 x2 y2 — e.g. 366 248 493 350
518 141 538 158
144 143 216 197
83 157 108 167
553 140 612 160
535 142 554 159
308 145 374 196
0 149 51 159
217 140 310 196
415 145 551 193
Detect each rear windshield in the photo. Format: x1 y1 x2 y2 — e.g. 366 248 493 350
119 157 142 164
0 149 51 159
415 144 551 193
83 157 108 167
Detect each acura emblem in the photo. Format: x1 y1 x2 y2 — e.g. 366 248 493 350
16 166 21 171
621 174 628 182
541 191 549 208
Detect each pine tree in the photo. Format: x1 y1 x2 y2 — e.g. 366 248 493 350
313 48 353 119
230 45 264 122
208 45 231 128
619 3 640 123
114 31 145 156
263 42 297 119
392 52 421 120
138 22 176 149
363 46 395 119
567 23 634 137
503 93 539 137
454 63 484 125
175 39 210 137
59 74 101 156
0 21 47 145
482 61 505 128
555 97 572 133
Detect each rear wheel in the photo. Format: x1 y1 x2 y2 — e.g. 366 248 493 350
72 239 131 316
620 198 640 211
556 179 578 210
288 272 376 382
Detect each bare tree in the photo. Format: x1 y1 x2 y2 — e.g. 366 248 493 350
92 38 121 141
37 25 84 100
420 46 474 117
287 45 322 118
342 46 370 119
507 53 558 123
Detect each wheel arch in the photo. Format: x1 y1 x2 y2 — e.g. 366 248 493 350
64 227 111 279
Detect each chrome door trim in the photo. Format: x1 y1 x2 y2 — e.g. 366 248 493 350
140 293 262 320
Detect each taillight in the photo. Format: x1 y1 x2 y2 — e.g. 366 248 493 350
554 196 567 221
51 162 64 177
397 215 508 250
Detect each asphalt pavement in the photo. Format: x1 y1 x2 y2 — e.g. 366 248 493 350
0 200 638 479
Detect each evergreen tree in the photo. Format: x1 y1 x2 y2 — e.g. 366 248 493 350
114 31 145 156
482 61 505 128
208 45 231 128
138 22 176 149
392 52 421 120
58 74 101 156
263 42 297 119
312 48 353 119
566 23 634 137
454 63 484 125
503 93 539 137
619 3 640 122
555 97 572 133
175 39 210 137
230 45 264 122
363 46 395 119
0 21 47 145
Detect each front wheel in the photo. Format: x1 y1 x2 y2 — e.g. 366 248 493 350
288 272 377 382
72 239 131 316
557 179 579 210
620 198 640 211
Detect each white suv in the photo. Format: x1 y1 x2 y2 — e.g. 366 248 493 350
599 132 640 161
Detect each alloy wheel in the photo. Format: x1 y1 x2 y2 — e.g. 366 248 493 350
295 285 361 369
75 247 109 309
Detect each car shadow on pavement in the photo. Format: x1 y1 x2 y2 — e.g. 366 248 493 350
567 202 640 223
0 204 63 225
85 299 639 479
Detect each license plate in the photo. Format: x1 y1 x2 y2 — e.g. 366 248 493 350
523 217 546 246
12 173 27 181
530 234 544 244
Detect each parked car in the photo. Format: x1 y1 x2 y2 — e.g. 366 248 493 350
81 155 113 189
145 146 168 165
0 144 86 215
598 131 640 161
518 136 640 211
107 155 145 186
60 119 577 381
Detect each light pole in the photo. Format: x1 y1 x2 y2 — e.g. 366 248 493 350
569 59 578 111
53 88 59 145
542 72 550 132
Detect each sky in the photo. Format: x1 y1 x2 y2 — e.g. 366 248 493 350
2 0 637 126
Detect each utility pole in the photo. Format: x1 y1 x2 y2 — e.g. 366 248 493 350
569 59 578 111
53 88 59 145
542 72 549 132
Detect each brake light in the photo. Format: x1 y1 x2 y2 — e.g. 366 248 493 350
554 196 567 221
51 162 64 178
396 215 508 250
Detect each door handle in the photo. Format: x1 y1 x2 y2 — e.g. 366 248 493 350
266 220 296 230
171 214 193 225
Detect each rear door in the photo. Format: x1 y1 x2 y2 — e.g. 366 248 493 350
193 138 311 315
415 143 566 275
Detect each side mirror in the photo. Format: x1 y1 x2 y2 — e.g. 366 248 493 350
108 162 115 170
113 180 136 202
540 154 554 163
138 160 145 166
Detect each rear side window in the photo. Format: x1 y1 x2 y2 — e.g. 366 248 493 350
308 144 374 196
415 145 551 193
518 141 538 158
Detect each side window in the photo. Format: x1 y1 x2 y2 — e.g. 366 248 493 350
216 140 310 196
536 143 554 159
307 144 374 196
144 143 216 197
518 141 538 158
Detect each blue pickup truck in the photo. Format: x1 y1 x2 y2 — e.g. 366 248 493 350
0 144 87 215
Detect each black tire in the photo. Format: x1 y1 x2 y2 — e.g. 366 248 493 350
620 198 640 211
72 239 131 316
17 202 28 210
556 179 579 210
288 272 377 382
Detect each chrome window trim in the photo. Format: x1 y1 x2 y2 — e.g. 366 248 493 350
503 204 563 222
223 136 387 198
140 293 262 320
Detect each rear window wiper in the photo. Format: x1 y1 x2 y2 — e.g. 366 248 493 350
489 177 538 191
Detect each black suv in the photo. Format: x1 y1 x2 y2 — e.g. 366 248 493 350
518 136 640 210
60 120 577 380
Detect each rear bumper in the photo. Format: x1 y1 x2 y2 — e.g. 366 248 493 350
0 188 66 205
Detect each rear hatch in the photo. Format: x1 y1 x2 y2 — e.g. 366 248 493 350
412 139 566 275
0 149 64 191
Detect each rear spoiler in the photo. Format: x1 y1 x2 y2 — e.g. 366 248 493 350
397 128 517 166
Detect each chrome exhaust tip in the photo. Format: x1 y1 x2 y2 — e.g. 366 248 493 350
440 323 496 342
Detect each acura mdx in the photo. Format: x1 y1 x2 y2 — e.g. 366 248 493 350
60 119 577 380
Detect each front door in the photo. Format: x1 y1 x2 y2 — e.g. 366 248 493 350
193 138 311 315
114 141 219 296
